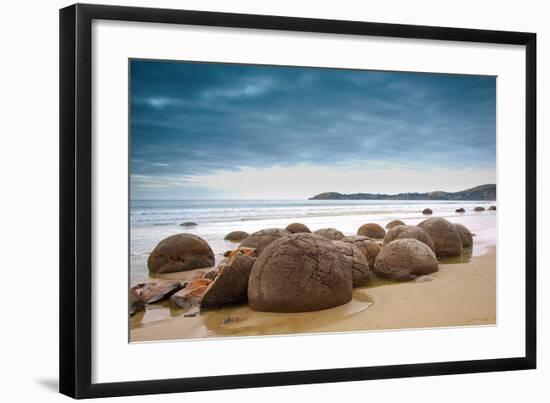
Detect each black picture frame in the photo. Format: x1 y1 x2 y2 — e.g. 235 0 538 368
59 3 537 399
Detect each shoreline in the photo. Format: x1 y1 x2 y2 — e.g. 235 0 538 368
130 245 496 342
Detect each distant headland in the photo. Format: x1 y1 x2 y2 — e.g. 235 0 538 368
309 184 496 201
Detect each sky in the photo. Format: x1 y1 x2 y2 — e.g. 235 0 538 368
130 60 496 200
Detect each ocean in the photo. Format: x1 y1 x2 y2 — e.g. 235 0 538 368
130 199 497 284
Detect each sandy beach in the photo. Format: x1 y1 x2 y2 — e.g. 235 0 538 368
131 244 496 342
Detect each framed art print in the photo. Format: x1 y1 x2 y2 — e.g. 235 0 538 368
59 4 536 399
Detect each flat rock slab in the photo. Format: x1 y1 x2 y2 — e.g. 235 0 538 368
140 280 182 304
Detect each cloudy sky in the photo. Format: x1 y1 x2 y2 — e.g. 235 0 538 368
130 60 496 200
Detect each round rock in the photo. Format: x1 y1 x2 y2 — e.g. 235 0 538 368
240 228 290 256
417 217 463 258
386 219 406 229
454 223 473 248
285 223 311 234
224 230 249 242
489 206 497 211
357 223 386 239
422 208 433 215
333 241 370 287
248 233 352 312
374 239 438 281
474 206 486 212
383 225 435 252
148 234 215 274
313 227 345 241
455 208 465 213
340 235 381 268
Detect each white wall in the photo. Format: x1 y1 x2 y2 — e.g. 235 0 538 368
0 0 546 401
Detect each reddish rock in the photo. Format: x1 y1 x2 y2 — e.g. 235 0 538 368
170 278 212 308
140 280 182 304
201 251 256 309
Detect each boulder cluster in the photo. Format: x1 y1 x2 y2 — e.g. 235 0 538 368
131 218 474 316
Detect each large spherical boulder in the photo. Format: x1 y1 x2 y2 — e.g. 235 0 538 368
357 223 386 239
201 251 256 309
248 233 352 312
240 228 290 256
313 227 345 241
333 241 370 287
417 218 463 258
455 208 465 213
148 234 215 274
340 235 381 268
374 239 438 281
224 230 249 242
454 223 473 248
422 208 433 215
489 206 497 211
386 219 406 229
285 223 311 234
383 225 435 252
474 206 485 212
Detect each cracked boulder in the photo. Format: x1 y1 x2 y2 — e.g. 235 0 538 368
201 251 256 309
239 228 290 256
374 238 438 281
454 223 473 248
357 223 386 239
148 234 215 274
333 241 370 287
383 225 435 252
313 227 345 241
340 235 381 268
418 217 463 258
248 233 352 312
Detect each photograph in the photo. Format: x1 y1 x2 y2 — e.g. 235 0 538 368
128 59 497 342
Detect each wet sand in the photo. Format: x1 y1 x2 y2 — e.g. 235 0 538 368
130 246 496 342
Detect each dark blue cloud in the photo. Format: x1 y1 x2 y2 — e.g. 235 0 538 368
130 59 495 197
